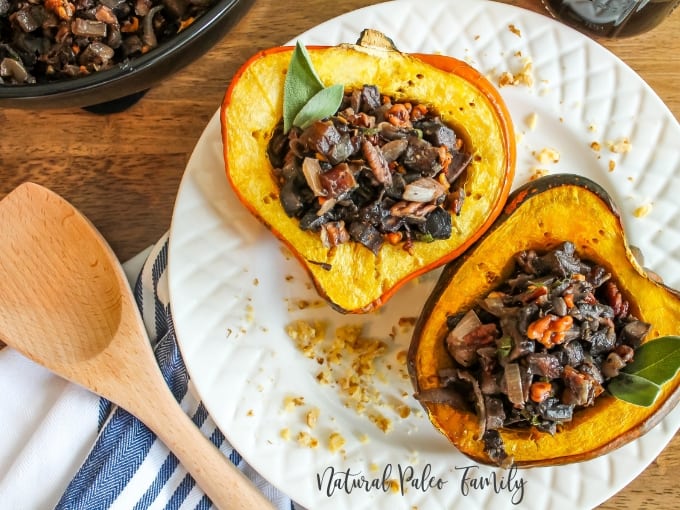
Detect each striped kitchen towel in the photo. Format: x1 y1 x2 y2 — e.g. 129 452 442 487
0 234 295 510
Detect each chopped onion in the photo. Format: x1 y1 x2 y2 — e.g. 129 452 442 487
316 197 337 217
402 177 446 203
446 309 482 367
504 362 525 406
479 293 509 317
302 157 327 197
381 139 408 162
449 309 482 341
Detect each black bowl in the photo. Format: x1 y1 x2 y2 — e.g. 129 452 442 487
0 0 252 110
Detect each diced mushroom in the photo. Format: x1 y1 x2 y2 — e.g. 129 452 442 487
319 162 357 199
0 57 29 83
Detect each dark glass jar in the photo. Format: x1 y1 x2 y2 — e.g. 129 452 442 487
542 0 679 38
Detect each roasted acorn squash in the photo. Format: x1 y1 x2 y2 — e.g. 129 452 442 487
408 174 680 466
221 31 515 313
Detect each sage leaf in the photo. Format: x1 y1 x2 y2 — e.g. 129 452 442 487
293 84 344 130
608 372 661 407
283 41 324 133
608 336 680 407
621 335 680 384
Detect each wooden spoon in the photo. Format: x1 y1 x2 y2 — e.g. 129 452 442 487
0 182 274 510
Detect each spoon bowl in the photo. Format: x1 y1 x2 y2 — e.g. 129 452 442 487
0 182 273 510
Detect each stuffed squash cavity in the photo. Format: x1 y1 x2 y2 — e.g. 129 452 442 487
221 30 515 313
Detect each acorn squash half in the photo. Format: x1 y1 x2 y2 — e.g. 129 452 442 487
220 31 515 314
408 173 680 466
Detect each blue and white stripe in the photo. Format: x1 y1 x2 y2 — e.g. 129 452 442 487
55 235 295 510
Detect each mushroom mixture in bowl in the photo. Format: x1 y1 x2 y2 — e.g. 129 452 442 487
0 0 250 108
1 0 220 83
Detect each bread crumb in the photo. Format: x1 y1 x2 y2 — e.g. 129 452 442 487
296 431 319 448
525 112 538 131
508 24 521 37
497 70 512 87
590 141 601 152
285 318 415 435
280 428 291 441
288 298 326 311
397 316 417 331
530 168 549 180
328 432 346 453
607 137 632 153
285 320 326 358
608 160 616 172
306 407 320 428
634 204 652 218
368 412 393 433
283 395 305 412
395 404 412 419
533 147 560 164
498 57 534 88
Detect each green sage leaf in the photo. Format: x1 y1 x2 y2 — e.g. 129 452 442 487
283 41 324 133
621 335 680 384
292 84 344 130
608 372 661 407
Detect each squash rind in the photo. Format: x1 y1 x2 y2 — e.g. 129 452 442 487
408 174 680 466
221 41 515 314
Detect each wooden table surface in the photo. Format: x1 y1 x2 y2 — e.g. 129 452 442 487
0 0 678 508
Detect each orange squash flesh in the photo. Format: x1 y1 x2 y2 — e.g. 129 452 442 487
408 174 680 466
220 35 515 314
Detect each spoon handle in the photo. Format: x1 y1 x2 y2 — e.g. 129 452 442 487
128 370 275 510
0 182 275 509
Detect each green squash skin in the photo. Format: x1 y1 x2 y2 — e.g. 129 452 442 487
408 173 680 467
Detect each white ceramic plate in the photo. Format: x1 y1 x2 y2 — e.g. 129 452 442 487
168 1 680 508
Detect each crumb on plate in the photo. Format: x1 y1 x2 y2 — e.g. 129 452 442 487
525 112 538 131
306 407 320 428
607 137 632 153
533 147 560 164
328 432 346 453
508 24 521 37
283 395 306 412
634 204 652 218
296 431 319 448
498 57 534 87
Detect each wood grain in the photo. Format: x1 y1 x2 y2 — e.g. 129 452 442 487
0 0 677 508
0 182 274 510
